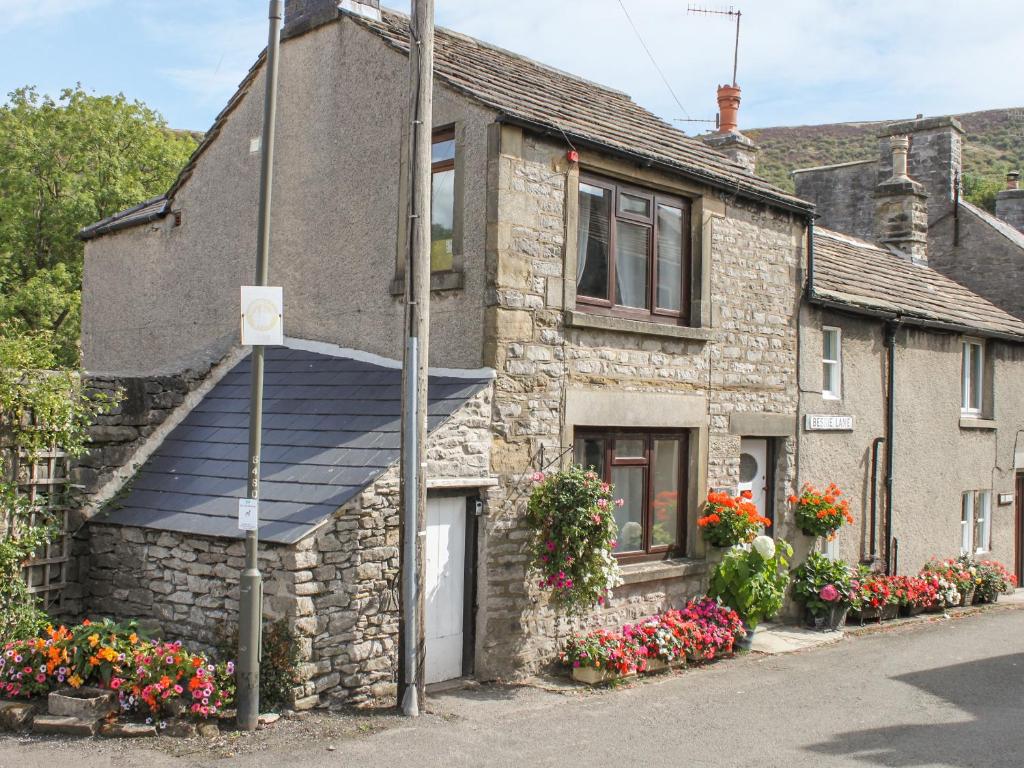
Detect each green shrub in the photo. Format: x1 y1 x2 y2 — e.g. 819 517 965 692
217 618 302 710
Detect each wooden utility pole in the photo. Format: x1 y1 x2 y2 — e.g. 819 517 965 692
398 0 434 717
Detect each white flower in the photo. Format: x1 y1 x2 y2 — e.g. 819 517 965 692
752 535 776 560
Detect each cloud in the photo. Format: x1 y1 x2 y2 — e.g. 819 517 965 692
0 0 108 32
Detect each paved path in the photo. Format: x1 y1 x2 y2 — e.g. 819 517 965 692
3 606 1023 768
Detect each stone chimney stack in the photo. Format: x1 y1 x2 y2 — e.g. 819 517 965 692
874 135 929 261
878 116 964 225
701 84 759 175
995 171 1024 232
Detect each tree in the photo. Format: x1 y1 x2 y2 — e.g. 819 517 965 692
0 324 116 642
0 85 197 366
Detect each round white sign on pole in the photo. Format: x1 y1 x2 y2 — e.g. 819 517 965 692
240 286 283 346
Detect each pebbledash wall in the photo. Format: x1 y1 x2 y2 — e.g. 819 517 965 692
78 387 492 707
473 125 807 678
799 309 1024 573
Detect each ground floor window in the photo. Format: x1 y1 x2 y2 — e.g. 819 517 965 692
573 430 688 561
961 490 992 554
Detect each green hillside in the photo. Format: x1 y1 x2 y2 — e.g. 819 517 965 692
745 107 1024 211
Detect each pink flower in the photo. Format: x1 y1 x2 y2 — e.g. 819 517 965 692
615 498 625 507
597 498 608 508
532 471 545 483
546 540 555 552
819 584 839 602
600 483 610 493
592 514 602 524
110 678 122 690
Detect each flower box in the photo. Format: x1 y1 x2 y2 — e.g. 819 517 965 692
571 666 633 685
899 605 925 618
644 658 670 674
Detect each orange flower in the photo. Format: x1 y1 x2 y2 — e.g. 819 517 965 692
87 633 100 648
68 674 83 688
129 633 138 644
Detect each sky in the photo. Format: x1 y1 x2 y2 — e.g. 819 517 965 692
1 1 1022 135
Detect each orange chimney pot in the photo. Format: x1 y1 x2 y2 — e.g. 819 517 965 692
717 84 741 133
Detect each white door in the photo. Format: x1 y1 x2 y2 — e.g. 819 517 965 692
739 438 769 520
425 496 467 685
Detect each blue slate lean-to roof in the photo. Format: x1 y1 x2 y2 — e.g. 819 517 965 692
93 345 492 545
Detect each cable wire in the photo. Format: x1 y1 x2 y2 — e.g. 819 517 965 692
615 0 691 120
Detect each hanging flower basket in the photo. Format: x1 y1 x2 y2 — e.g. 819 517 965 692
788 483 854 539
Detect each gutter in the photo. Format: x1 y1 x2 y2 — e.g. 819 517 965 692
78 199 170 241
496 113 816 218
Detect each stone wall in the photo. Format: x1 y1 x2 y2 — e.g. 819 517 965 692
794 160 877 240
82 525 316 706
929 204 1024 322
475 126 804 679
73 369 209 504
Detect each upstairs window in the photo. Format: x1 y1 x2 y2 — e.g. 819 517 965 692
960 339 984 415
961 490 992 554
822 326 842 400
576 175 690 323
573 430 688 561
431 129 456 272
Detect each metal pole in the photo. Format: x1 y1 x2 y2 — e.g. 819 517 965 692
238 0 283 732
732 10 741 86
398 0 434 717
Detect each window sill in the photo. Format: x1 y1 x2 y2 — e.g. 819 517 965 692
564 310 712 342
390 269 464 296
959 417 997 430
619 558 709 586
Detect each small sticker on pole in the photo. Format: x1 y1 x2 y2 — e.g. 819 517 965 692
240 286 284 346
238 498 259 531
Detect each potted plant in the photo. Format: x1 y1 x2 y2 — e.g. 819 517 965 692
559 628 644 684
708 536 792 648
918 567 961 611
791 552 856 630
922 558 974 607
697 490 771 548
526 466 624 614
848 568 897 623
788 483 854 540
975 560 1017 603
890 575 938 617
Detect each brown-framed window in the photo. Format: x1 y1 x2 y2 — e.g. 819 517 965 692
576 174 691 323
573 429 688 562
431 128 456 272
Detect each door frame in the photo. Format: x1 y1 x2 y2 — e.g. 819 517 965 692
1015 473 1024 585
739 437 775 527
425 489 479 682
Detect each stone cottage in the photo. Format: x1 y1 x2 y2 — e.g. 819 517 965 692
796 135 1024 580
72 0 820 703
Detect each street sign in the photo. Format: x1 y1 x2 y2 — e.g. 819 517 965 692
238 497 259 531
240 286 283 346
804 414 855 432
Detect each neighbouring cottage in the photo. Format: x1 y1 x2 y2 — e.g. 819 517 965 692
797 137 1024 580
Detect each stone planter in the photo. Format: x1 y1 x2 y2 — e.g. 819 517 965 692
734 622 757 650
958 586 976 607
571 666 633 686
899 604 925 618
826 603 850 630
881 604 899 621
48 687 117 719
848 606 883 624
644 658 670 674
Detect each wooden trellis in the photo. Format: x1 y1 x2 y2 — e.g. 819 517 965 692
9 446 70 612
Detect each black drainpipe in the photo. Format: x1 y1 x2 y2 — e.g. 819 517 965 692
869 436 885 563
884 320 900 574
806 216 815 294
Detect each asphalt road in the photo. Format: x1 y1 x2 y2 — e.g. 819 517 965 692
3 607 1023 768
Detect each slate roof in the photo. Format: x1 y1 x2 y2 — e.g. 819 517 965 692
811 228 1024 340
93 345 492 544
960 199 1024 251
80 6 811 241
